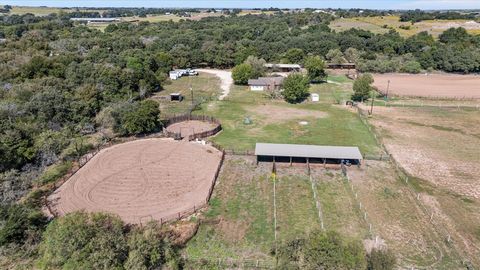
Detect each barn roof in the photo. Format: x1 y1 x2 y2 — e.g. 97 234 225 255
264 63 302 69
255 143 363 160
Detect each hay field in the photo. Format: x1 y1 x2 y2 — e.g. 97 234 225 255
373 73 480 99
330 15 480 37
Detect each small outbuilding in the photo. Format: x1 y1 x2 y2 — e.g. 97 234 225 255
170 93 183 102
311 93 320 102
255 143 363 165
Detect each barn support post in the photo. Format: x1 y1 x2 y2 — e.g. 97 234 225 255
289 156 292 166
323 158 326 168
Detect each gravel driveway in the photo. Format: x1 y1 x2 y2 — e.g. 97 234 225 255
197 69 232 100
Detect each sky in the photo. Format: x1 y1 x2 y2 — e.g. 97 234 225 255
2 0 480 10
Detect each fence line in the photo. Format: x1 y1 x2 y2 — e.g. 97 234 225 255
163 113 222 141
353 104 473 266
182 256 275 269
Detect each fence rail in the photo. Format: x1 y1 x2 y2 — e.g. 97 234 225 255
163 113 222 141
43 132 226 227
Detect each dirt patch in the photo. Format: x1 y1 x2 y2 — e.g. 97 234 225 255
246 104 327 124
217 218 249 242
369 107 480 199
48 138 222 224
373 73 480 99
166 120 218 139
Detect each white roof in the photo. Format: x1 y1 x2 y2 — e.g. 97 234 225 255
264 63 302 69
255 143 363 160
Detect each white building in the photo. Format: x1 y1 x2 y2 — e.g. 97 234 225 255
248 77 284 91
311 93 320 102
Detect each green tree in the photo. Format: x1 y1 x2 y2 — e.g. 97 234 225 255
304 56 327 82
0 204 47 246
37 212 127 270
121 100 160 135
231 63 253 85
283 48 305 64
352 74 374 102
244 56 267 79
282 73 310 103
326 48 346 64
367 248 396 270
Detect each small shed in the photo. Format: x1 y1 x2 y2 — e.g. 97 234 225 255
311 93 320 102
170 93 183 102
169 71 180 80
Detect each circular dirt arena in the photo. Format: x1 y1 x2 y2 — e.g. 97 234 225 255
373 73 480 99
48 138 222 224
166 120 219 139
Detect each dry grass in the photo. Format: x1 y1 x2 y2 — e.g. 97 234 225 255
330 15 480 37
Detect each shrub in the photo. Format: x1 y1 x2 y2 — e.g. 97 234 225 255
0 203 47 246
367 248 396 270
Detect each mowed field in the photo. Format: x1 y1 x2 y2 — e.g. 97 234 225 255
373 73 480 99
48 139 222 224
200 76 382 156
330 15 480 37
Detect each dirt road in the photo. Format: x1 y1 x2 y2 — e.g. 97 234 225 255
197 69 232 100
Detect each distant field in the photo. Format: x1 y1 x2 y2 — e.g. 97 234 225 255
330 15 480 37
7 6 108 16
373 73 480 99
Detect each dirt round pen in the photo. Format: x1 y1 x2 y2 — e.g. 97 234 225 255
48 138 223 224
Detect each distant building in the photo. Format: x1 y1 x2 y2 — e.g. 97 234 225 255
248 77 284 91
264 63 301 72
70 18 120 23
311 93 320 102
327 63 356 70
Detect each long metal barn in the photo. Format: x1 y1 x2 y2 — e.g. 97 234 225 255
255 143 363 165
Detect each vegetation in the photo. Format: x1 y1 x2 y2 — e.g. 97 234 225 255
400 10 477 23
232 63 253 85
352 74 374 102
282 73 310 103
277 230 367 269
304 56 327 82
36 212 178 269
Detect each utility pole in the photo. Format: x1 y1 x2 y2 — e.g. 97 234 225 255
385 79 390 101
370 91 375 115
190 85 194 113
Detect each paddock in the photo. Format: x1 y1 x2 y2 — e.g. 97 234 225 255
48 138 223 224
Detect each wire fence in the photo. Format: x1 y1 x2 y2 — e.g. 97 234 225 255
353 104 474 267
182 256 275 269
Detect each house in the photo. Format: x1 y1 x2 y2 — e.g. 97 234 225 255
327 63 356 70
264 63 301 72
248 77 284 91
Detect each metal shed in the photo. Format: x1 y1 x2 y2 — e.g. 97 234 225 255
255 143 363 165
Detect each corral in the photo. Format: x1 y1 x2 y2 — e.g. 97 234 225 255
373 73 480 99
48 138 223 224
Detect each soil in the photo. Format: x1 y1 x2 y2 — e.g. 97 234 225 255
166 120 218 139
48 138 222 224
373 73 480 99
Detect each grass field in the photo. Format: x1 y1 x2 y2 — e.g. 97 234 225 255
199 76 381 156
184 157 275 266
330 15 480 37
153 72 221 116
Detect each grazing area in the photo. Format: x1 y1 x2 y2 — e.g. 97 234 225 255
330 15 480 37
48 138 222 224
200 79 382 156
373 73 480 99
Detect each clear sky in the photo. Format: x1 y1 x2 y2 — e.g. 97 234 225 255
2 0 480 10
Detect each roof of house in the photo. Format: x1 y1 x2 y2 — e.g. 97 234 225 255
248 77 284 86
264 63 302 69
255 143 363 160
